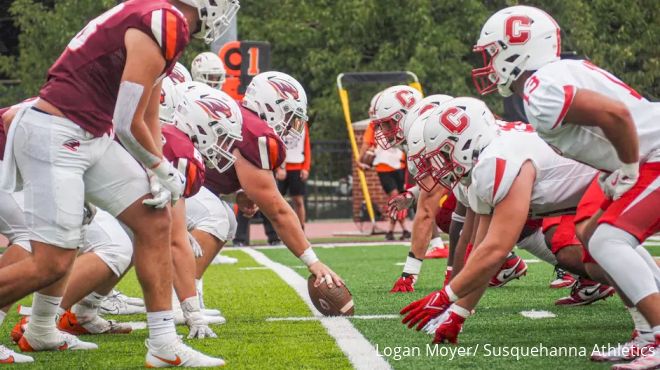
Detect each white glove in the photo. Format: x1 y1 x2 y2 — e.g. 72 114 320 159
142 169 172 208
152 160 185 204
188 232 203 258
181 297 217 339
598 162 639 200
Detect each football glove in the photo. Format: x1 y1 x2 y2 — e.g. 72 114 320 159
152 160 185 204
390 274 417 293
400 289 452 331
433 311 466 344
387 191 414 221
598 163 638 200
142 169 172 208
181 297 217 339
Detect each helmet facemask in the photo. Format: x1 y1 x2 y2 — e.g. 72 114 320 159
424 140 467 191
190 0 240 44
373 111 405 150
471 42 501 95
193 120 241 173
272 103 308 143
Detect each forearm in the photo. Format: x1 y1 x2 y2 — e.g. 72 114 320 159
410 201 438 259
260 196 309 257
601 116 639 164
451 242 511 297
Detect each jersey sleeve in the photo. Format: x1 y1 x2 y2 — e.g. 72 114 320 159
242 134 286 171
173 148 205 198
142 8 190 68
470 157 523 213
363 123 376 147
523 73 577 134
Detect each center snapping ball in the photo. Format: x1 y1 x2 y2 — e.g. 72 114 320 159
307 275 354 316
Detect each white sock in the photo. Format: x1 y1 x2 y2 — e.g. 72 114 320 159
147 311 177 347
72 292 105 321
195 279 205 309
28 293 62 335
627 307 653 340
590 225 658 304
517 229 557 265
429 237 445 249
0 310 6 326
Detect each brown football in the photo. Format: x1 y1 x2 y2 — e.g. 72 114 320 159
307 275 354 316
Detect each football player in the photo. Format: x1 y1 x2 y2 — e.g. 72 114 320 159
0 0 239 366
191 52 227 90
473 6 660 368
203 71 345 288
399 97 598 342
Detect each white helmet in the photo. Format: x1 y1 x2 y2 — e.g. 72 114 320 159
191 52 226 89
243 71 308 142
401 94 453 144
178 0 240 44
159 63 193 123
422 97 497 190
472 5 560 96
173 83 243 173
368 85 422 149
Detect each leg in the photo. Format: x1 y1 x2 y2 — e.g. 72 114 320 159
291 195 306 228
170 200 197 302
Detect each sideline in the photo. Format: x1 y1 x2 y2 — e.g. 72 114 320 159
242 248 392 370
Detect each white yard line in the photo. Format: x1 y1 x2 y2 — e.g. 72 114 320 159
242 248 391 370
226 241 410 250
266 314 398 322
520 310 556 319
238 266 269 271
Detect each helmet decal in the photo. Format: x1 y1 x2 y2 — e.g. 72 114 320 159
195 97 233 120
439 106 470 134
504 15 532 44
170 68 189 84
268 77 300 100
395 90 418 109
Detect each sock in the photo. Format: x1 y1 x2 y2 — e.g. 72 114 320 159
28 293 62 335
72 292 105 321
627 307 653 340
147 310 177 347
590 224 658 304
0 310 6 326
195 279 205 309
517 229 557 265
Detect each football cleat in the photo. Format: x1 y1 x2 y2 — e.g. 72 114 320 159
611 335 660 370
100 293 146 315
433 311 466 344
550 267 577 289
591 331 655 362
425 246 449 259
211 254 238 265
58 311 132 335
489 254 527 287
555 278 615 306
111 289 145 307
10 316 29 344
145 338 225 367
0 345 33 364
18 330 98 351
390 275 417 293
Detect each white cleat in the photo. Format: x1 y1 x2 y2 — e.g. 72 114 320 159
112 289 145 307
591 332 655 362
100 293 146 315
145 338 225 367
0 345 34 363
611 336 659 370
211 255 238 265
19 330 98 352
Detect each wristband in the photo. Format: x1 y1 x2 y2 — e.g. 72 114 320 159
403 252 423 275
299 248 319 267
444 285 459 302
450 304 471 319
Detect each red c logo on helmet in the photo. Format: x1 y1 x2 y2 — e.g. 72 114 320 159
395 90 417 109
505 15 531 44
439 107 469 134
268 78 300 100
196 98 233 120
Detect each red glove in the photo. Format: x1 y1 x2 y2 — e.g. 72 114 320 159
390 274 417 293
400 289 452 331
387 191 414 221
433 311 466 344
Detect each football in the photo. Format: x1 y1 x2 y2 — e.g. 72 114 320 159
307 275 354 316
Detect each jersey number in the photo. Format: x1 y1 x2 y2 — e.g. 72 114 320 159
439 107 469 134
68 4 125 51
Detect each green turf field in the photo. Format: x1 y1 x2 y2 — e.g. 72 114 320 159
1 244 658 369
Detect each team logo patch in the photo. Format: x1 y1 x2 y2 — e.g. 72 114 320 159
169 68 187 84
195 98 233 120
268 77 300 100
63 139 80 152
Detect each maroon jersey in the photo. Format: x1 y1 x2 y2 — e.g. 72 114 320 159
204 106 286 195
162 124 205 198
40 0 189 137
0 107 8 161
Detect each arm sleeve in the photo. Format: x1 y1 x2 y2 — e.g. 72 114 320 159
524 73 577 133
302 123 311 171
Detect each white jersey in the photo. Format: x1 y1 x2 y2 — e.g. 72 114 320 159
468 128 597 218
523 59 660 172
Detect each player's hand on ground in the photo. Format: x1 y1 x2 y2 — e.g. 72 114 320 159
433 312 465 344
300 169 309 181
390 274 417 293
400 289 451 331
236 191 258 217
143 169 172 208
598 163 638 200
151 159 185 204
186 317 218 339
309 261 344 288
387 191 413 221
